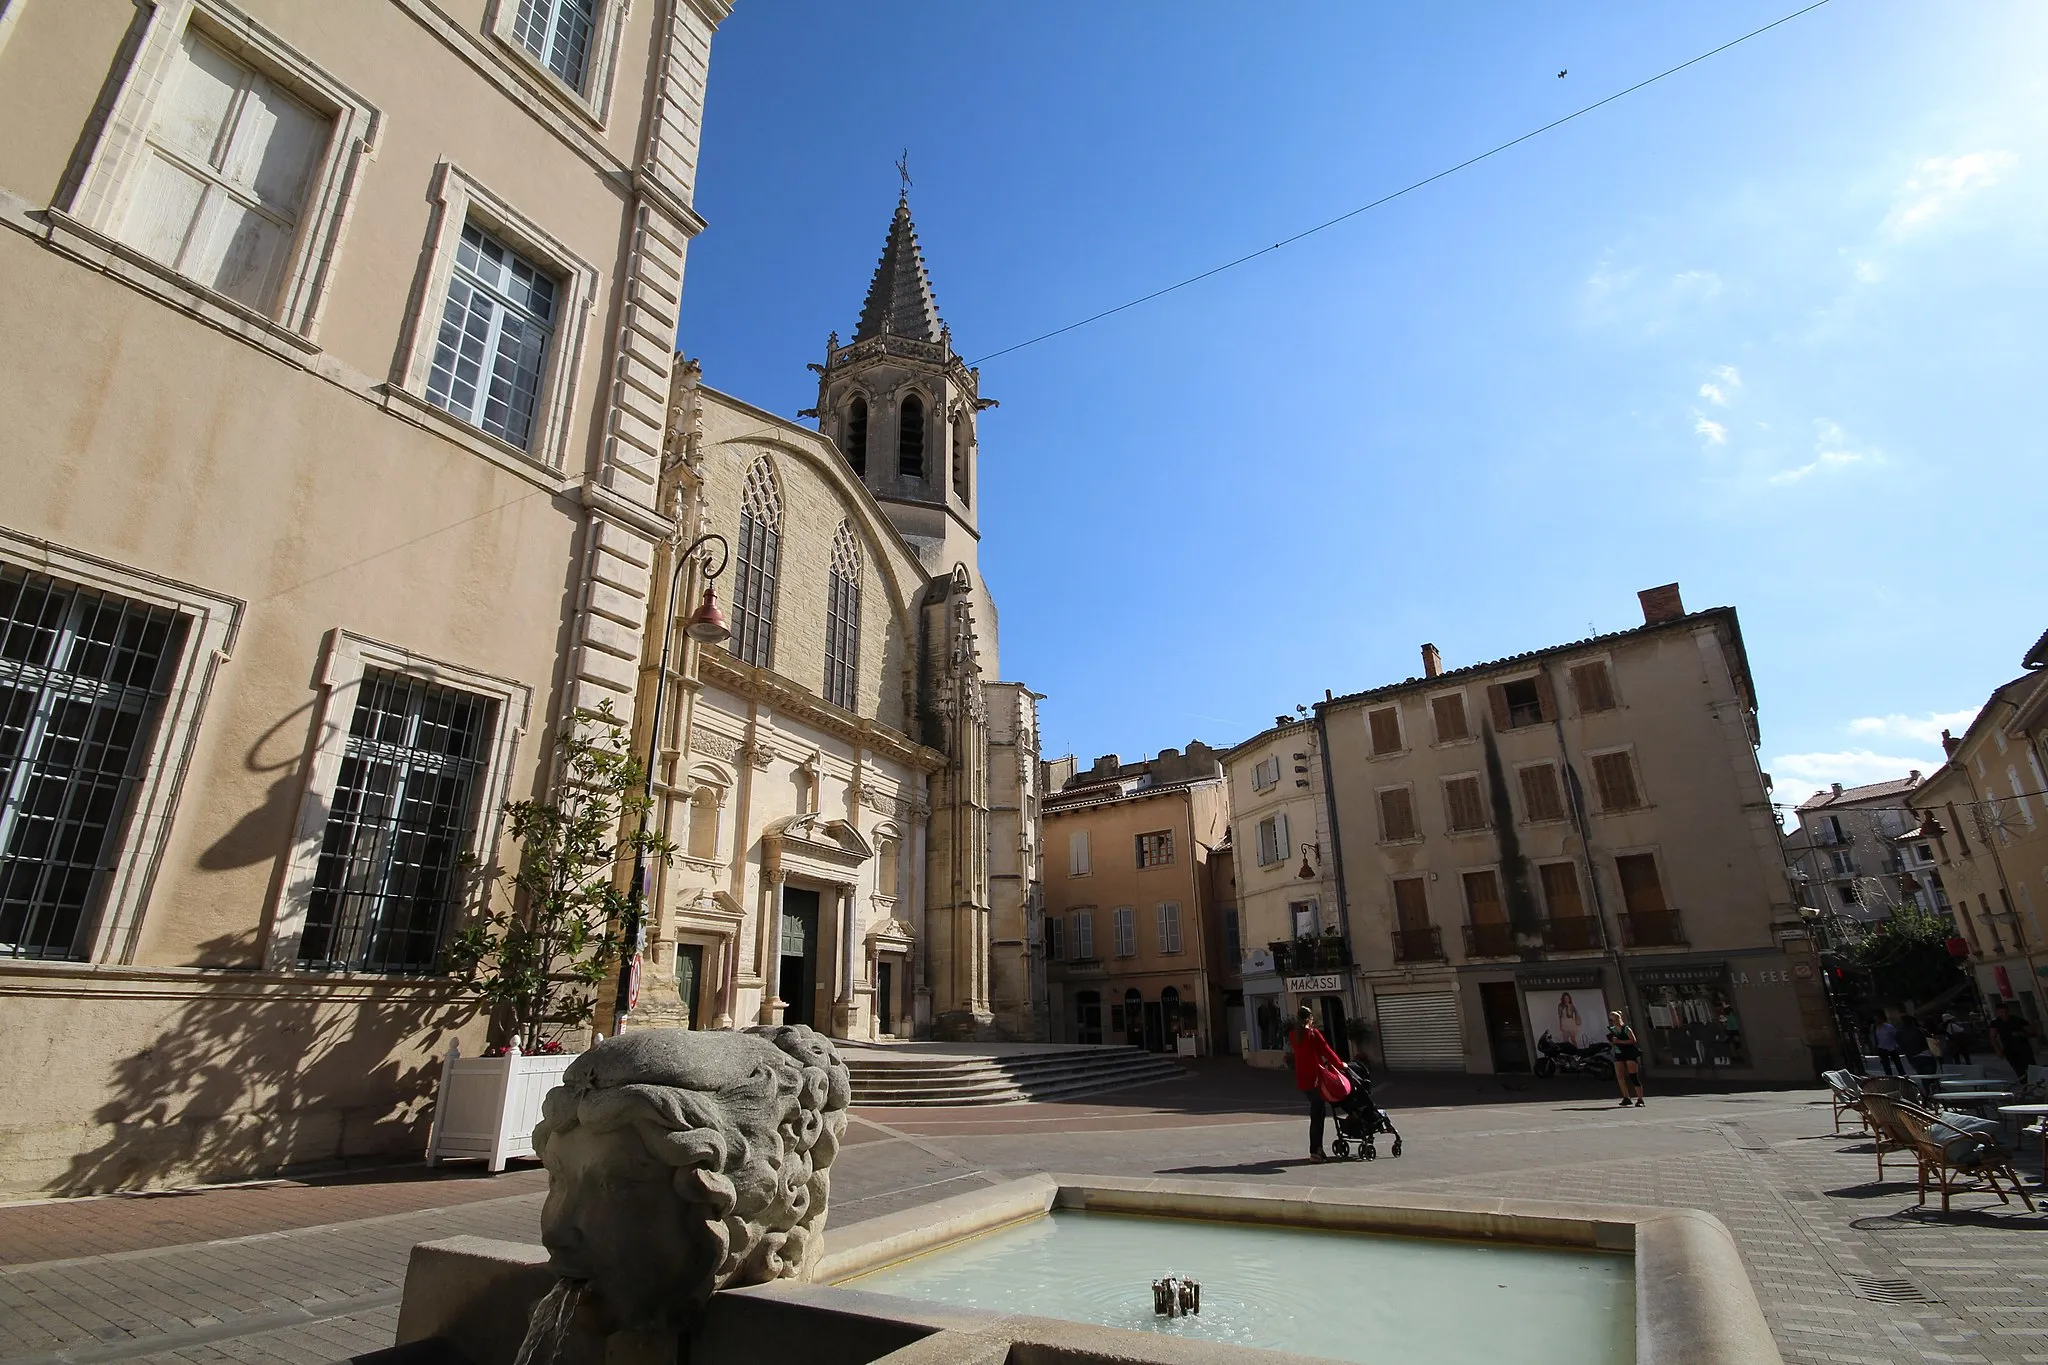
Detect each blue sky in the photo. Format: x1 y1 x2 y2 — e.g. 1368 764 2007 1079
675 2 2048 819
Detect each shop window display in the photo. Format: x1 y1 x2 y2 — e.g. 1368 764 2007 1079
1636 966 1748 1068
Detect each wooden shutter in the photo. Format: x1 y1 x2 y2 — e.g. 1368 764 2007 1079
1486 684 1511 731
1392 876 1430 930
1463 869 1504 923
1368 706 1402 755
1615 854 1667 913
1570 661 1616 713
1069 830 1090 876
1432 693 1468 742
1073 911 1093 958
1519 763 1564 822
1444 776 1486 831
1378 789 1415 842
1158 902 1182 954
1276 811 1290 862
1592 752 1640 811
1045 916 1064 961
1533 671 1559 723
1539 861 1584 917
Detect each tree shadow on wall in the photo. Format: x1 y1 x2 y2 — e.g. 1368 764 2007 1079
53 932 475 1196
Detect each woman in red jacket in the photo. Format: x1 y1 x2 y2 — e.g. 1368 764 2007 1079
1290 1004 1344 1163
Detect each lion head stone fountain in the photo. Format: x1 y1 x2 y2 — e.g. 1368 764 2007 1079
529 1024 849 1341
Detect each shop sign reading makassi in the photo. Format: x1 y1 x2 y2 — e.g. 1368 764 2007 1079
1286 975 1343 993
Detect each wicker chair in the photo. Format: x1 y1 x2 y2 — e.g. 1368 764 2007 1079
1892 1103 2037 1213
1860 1093 1919 1181
1823 1069 1868 1136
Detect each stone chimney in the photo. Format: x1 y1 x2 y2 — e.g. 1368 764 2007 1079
1422 643 1442 678
1638 583 1685 625
1831 782 1844 797
1092 753 1120 776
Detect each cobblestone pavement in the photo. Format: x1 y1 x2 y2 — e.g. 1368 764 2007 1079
2 1070 2043 1365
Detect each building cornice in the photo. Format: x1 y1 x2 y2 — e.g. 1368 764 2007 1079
698 651 946 773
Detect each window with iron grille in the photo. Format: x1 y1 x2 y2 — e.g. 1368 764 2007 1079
823 521 861 709
296 671 494 973
0 567 184 960
426 222 557 451
512 0 597 91
1157 901 1183 954
728 458 781 669
1113 905 1136 957
1136 830 1173 867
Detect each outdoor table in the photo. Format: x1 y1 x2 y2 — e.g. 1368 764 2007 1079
1999 1104 2048 1185
1942 1090 2017 1117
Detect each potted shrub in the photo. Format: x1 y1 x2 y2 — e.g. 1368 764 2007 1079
425 703 675 1170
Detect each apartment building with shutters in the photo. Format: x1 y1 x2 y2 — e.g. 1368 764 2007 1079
1041 745 1231 1054
1316 585 1828 1083
1221 715 1348 1068
1908 641 2048 1032
1788 775 1946 924
0 0 725 1194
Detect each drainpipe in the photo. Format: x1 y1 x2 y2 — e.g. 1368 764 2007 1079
1311 709 1362 1042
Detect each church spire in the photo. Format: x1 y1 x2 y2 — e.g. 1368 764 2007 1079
854 196 945 345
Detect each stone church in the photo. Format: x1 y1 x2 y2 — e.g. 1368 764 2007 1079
622 197 1046 1042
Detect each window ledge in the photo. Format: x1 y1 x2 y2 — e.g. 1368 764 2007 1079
1378 836 1427 848
1445 826 1492 838
488 32 611 132
1594 804 1657 818
381 384 574 495
1432 737 1477 749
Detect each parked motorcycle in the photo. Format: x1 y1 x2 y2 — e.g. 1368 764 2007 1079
1532 1030 1613 1077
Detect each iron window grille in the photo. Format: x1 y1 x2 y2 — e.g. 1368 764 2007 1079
426 221 558 451
296 670 494 974
0 567 183 960
512 0 597 92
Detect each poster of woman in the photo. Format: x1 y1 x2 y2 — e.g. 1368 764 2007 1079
1525 988 1607 1051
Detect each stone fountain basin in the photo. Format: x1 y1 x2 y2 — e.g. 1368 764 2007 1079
395 1174 1780 1365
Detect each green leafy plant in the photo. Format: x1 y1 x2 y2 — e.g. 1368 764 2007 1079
1845 907 1966 1009
443 702 676 1054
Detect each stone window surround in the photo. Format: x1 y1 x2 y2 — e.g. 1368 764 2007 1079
390 161 599 472
1426 687 1474 747
1512 758 1572 825
59 0 383 342
0 525 243 967
1585 743 1650 815
482 0 635 130
264 628 532 972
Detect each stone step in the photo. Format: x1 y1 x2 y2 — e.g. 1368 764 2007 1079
845 1045 1187 1107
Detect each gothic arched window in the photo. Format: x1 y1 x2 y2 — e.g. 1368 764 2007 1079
845 396 868 476
823 520 861 710
951 411 971 506
898 392 925 480
729 456 780 668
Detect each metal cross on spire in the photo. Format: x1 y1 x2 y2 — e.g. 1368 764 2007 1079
895 149 912 198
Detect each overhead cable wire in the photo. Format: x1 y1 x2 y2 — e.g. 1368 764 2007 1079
969 0 1835 366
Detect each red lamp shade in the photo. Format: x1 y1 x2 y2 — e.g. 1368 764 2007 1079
683 586 730 644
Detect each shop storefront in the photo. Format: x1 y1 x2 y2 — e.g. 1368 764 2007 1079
1629 962 1749 1069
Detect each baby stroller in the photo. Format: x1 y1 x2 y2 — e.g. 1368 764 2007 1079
1328 1059 1401 1161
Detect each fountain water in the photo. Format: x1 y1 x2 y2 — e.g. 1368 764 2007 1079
511 1281 585 1365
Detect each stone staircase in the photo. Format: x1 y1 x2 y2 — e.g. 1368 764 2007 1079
842 1044 1188 1107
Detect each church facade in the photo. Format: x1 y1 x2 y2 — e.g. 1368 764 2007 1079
619 199 1047 1042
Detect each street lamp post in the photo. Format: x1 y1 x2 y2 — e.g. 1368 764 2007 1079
611 532 731 1034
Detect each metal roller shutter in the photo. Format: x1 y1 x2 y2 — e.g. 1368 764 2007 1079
1375 990 1465 1071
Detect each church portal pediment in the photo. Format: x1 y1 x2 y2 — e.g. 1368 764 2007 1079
763 813 874 880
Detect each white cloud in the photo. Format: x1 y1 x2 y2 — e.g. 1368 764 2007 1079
1670 269 1723 300
1770 749 1938 799
1848 708 1979 746
1886 150 2017 234
1693 414 1728 445
1699 382 1728 406
1768 419 1881 485
1711 364 1741 388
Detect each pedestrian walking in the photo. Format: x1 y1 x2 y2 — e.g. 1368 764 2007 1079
1607 1010 1645 1107
1990 1002 2037 1077
1943 1013 1973 1065
1873 1015 1905 1077
1896 1014 1935 1076
1288 1004 1344 1163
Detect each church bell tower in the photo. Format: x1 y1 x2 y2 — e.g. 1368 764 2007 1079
813 196 992 582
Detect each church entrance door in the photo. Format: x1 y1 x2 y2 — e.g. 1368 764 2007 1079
780 887 820 1027
1143 1000 1166 1053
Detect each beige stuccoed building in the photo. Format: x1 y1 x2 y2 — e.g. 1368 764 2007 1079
1315 585 1832 1083
0 0 726 1195
618 197 1047 1045
1040 746 1231 1055
1909 640 2048 1030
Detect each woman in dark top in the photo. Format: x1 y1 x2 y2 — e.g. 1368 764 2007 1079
1608 1010 1645 1107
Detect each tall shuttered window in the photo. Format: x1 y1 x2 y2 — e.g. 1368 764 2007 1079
1591 751 1642 812
1044 915 1064 962
844 397 868 475
298 671 494 974
1431 693 1469 743
1570 660 1617 713
1071 909 1094 959
1068 830 1091 877
0 568 183 960
1157 901 1183 954
728 458 781 669
1367 705 1402 755
118 30 329 313
823 521 861 709
426 223 558 451
1519 763 1566 822
511 0 598 91
1378 787 1418 842
1443 775 1487 832
898 393 926 479
1113 906 1137 957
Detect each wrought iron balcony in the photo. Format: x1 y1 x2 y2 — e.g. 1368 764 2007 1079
1620 909 1687 948
1462 922 1516 958
1267 936 1353 973
1391 926 1445 963
1542 916 1603 952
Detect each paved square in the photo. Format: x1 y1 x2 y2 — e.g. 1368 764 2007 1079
2 1066 2043 1365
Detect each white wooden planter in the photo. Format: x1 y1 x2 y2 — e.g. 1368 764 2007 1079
425 1042 576 1171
